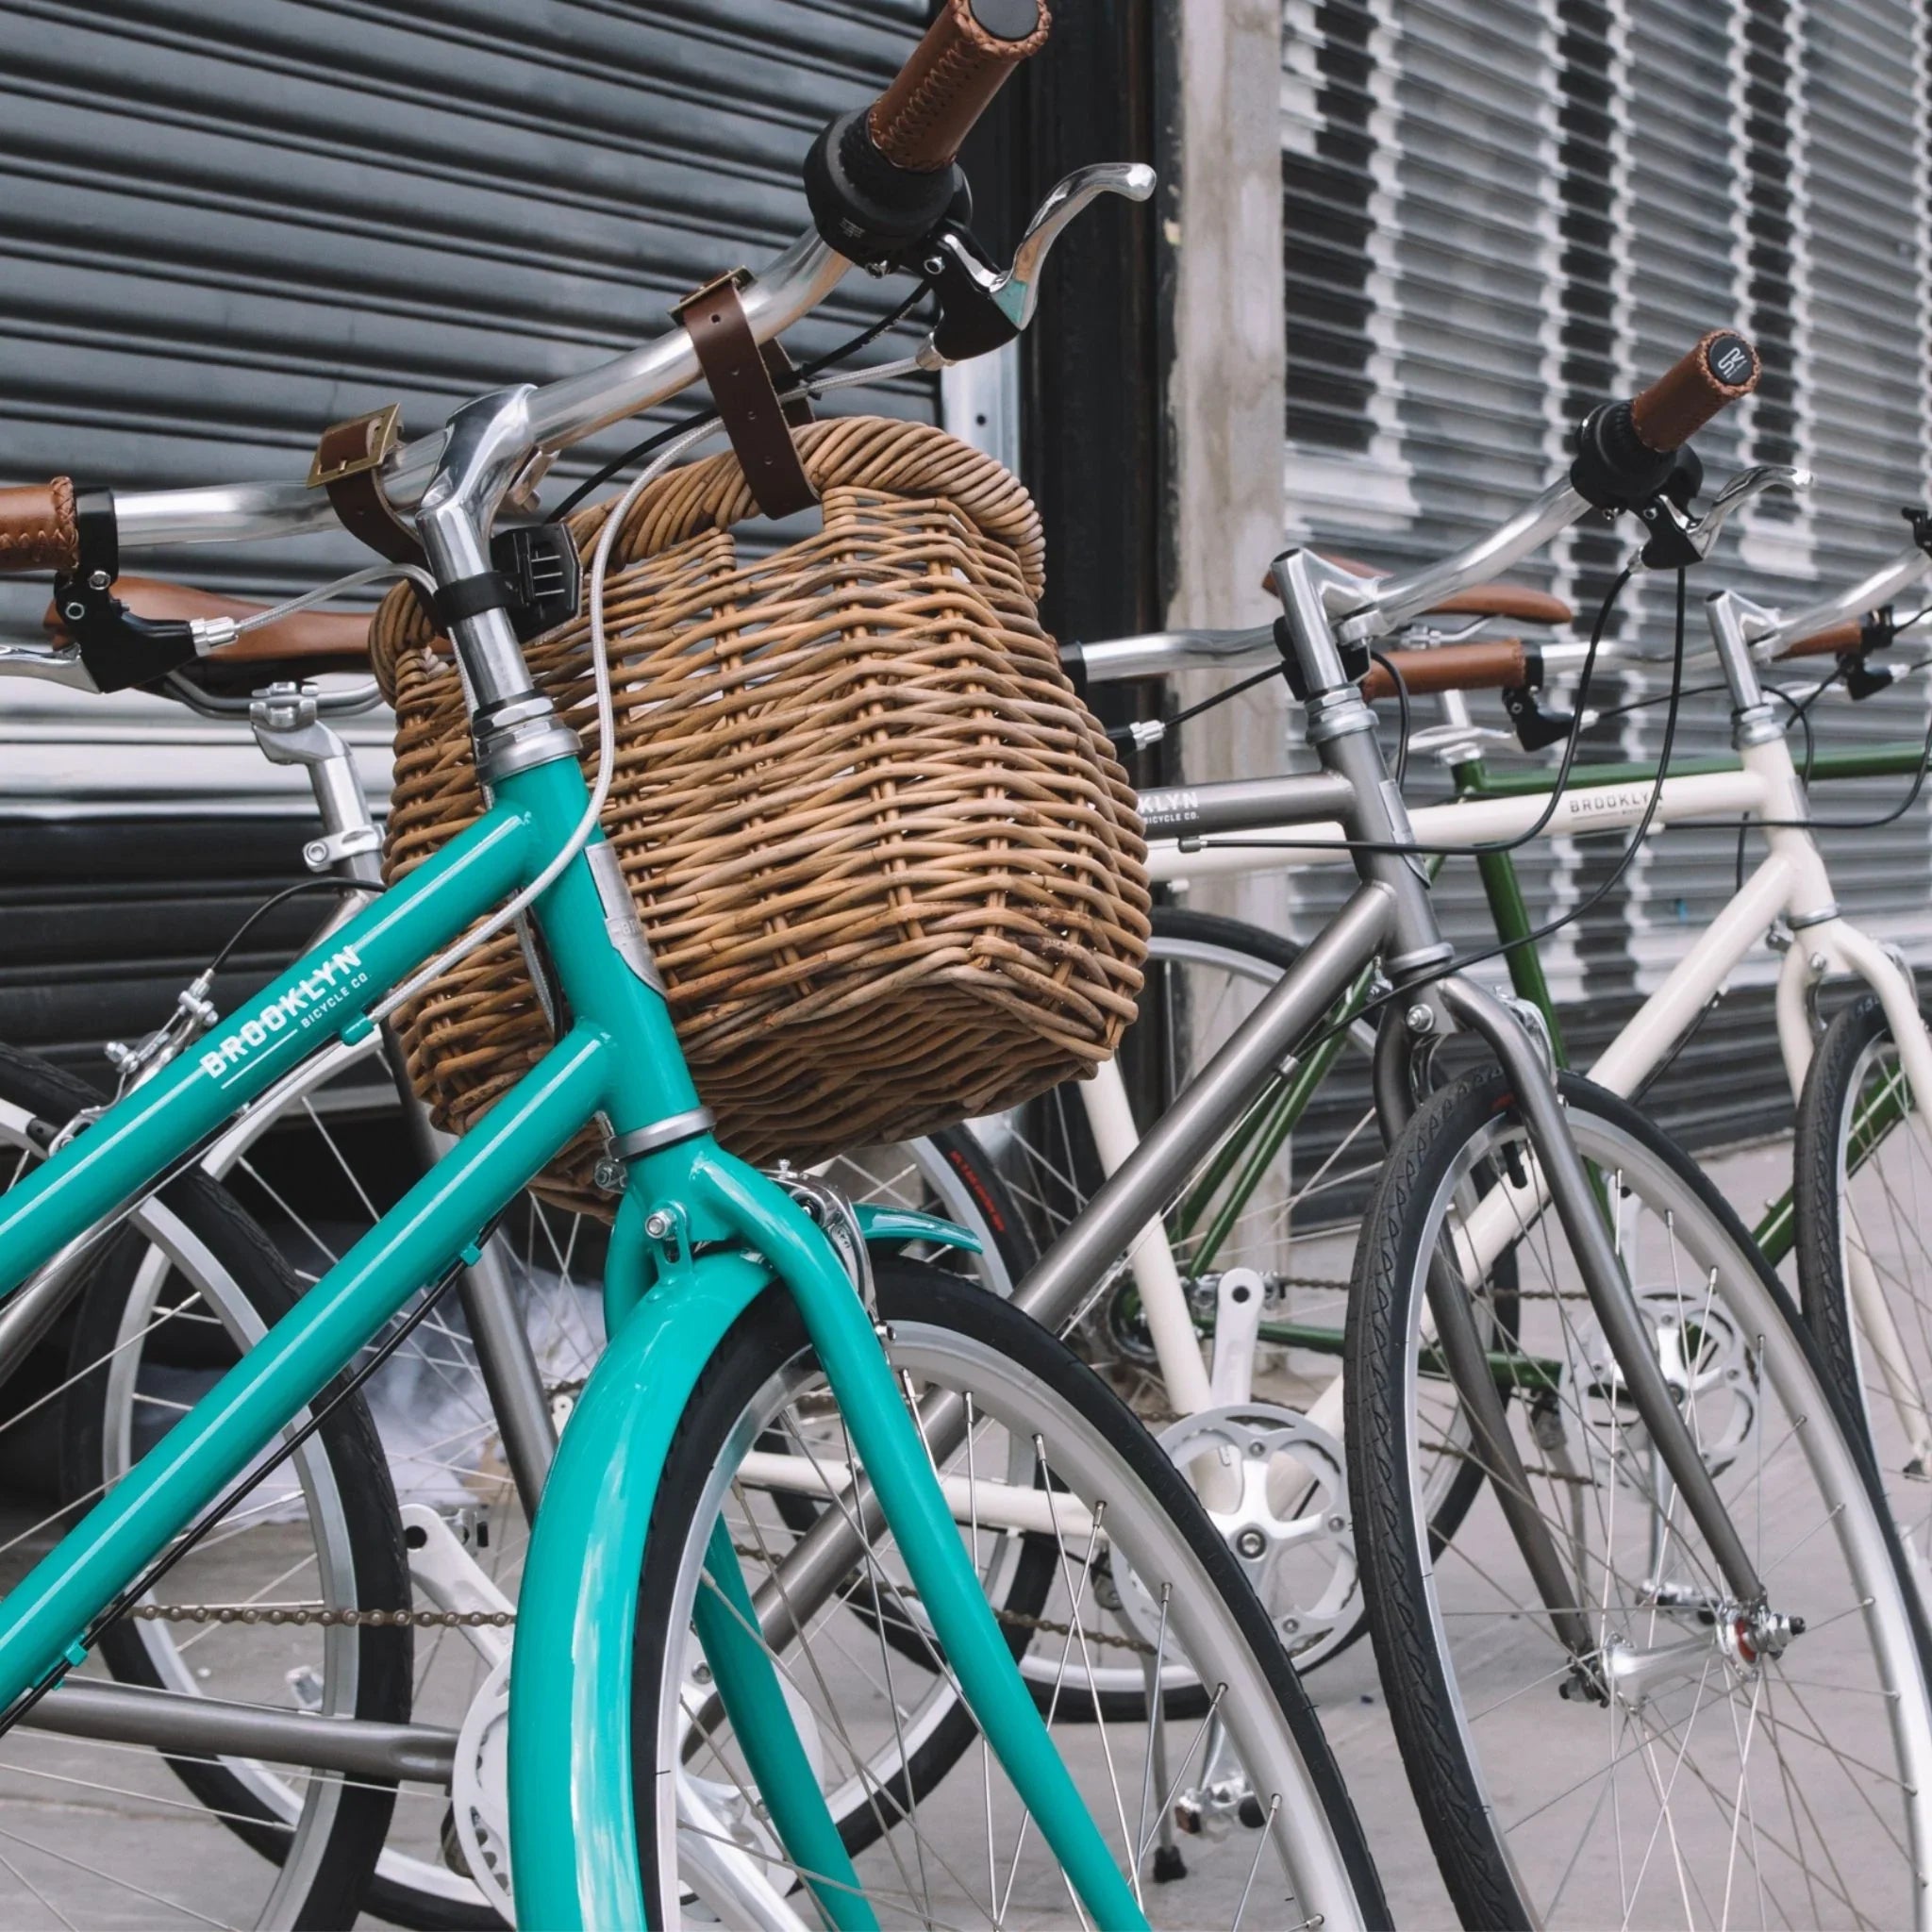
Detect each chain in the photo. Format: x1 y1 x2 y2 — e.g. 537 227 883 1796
127 1591 1153 1652
130 1603 511 1630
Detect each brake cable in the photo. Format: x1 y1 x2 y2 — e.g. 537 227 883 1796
1287 565 1691 1062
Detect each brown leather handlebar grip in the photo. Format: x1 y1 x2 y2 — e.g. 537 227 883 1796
1776 618 1863 661
868 0 1050 173
1362 640 1529 700
1629 330 1760 453
0 478 79 575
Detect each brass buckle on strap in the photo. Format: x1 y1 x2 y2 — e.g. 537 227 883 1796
307 404 404 490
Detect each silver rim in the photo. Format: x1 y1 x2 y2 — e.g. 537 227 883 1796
0 1096 358 1928
646 1306 1370 1930
205 1035 1026 1910
1829 1028 1932 1610
985 924 1437 1678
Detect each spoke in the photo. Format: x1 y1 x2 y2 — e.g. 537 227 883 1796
0 1816 230 1928
1230 1792 1280 1931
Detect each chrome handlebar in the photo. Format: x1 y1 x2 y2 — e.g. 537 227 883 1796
1756 542 1932 658
1072 475 1596 687
1332 479 1590 642
113 232 851 549
113 158 1144 553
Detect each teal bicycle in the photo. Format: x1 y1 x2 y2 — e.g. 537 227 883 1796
0 6 1388 1926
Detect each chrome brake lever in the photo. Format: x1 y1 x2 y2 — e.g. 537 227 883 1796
1686 464 1812 559
0 637 98 693
998 162 1157 331
922 162 1157 364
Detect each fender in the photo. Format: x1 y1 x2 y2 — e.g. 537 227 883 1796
508 1239 809 1929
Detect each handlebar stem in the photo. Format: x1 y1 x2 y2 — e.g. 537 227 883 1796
412 385 558 721
251 687 385 885
1703 590 1773 722
1274 549 1371 694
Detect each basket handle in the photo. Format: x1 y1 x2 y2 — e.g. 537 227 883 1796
674 274 819 521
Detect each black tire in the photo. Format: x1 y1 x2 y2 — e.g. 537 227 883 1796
918 1122 1040 1291
634 1258 1389 1930
1348 1068 1932 1929
0 1042 413 1931
1794 991 1932 1487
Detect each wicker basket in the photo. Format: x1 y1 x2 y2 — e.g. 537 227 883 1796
370 416 1150 1215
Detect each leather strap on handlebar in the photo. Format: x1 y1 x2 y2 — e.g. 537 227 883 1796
308 404 425 569
675 274 818 521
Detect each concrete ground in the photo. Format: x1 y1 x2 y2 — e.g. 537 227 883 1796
0 1138 1890 1929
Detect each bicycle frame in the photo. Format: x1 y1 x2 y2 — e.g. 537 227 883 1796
712 537 1792 1668
1081 608 1932 1457
0 743 1147 1932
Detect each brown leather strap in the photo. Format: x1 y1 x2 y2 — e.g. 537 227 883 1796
675 275 818 520
0 478 79 575
308 405 425 567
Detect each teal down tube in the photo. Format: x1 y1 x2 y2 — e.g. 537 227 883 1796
0 1026 609 1708
511 1140 1150 1931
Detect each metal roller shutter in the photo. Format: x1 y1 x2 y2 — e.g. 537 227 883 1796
0 0 937 1069
1268 0 1932 1152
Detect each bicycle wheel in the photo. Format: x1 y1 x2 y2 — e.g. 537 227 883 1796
1795 992 1932 1595
992 909 1374 1404
49 1008 1030 1928
0 1042 408 1928
1349 1067 1932 1928
632 1259 1389 1929
989 907 1504 1671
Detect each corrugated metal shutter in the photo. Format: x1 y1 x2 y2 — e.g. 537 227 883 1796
0 0 936 797
1259 0 1932 1153
0 0 936 1065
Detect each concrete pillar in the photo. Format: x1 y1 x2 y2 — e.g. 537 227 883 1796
1163 0 1291 931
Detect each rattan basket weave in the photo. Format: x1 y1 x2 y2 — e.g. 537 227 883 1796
370 416 1149 1214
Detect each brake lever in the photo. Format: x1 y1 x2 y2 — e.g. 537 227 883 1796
1685 463 1812 560
1002 162 1157 329
0 637 98 693
921 162 1157 364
